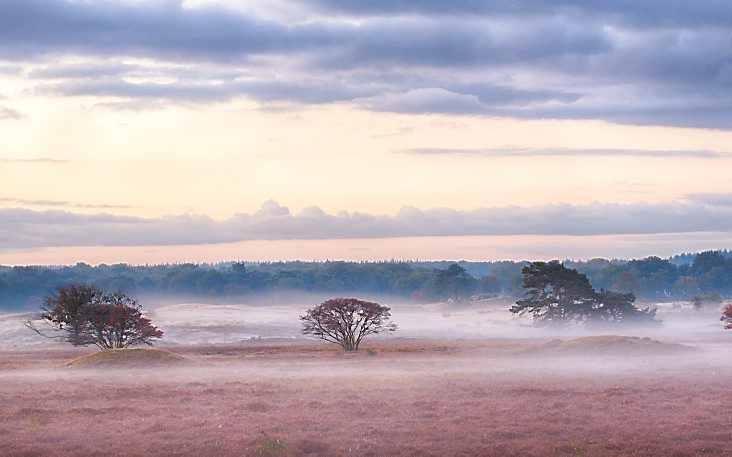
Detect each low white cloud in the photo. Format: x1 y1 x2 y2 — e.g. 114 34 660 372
0 197 134 209
401 147 731 159
0 157 67 164
0 106 22 120
685 193 732 207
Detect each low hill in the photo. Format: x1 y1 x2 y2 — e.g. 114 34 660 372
67 348 190 368
538 335 693 355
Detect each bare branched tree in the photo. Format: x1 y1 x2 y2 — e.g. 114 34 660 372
300 297 397 351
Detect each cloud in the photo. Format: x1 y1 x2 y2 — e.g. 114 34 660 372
2 0 732 127
0 106 21 120
297 1 732 28
0 0 335 61
0 157 68 164
362 88 489 115
401 147 731 159
3 199 732 250
36 76 381 105
0 197 134 209
0 63 22 75
685 192 732 207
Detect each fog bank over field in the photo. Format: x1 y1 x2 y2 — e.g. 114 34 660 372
2 293 726 350
135 298 732 347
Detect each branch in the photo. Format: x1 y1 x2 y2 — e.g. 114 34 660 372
23 319 67 341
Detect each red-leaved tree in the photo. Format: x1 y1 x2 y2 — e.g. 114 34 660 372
721 303 732 330
78 291 164 349
33 284 103 346
300 297 397 351
26 285 163 350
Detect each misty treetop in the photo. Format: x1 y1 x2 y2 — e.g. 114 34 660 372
1 250 731 310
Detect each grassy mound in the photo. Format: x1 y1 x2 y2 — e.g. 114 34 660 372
67 348 190 368
539 335 692 355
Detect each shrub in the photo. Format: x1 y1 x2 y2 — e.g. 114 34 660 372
255 430 287 456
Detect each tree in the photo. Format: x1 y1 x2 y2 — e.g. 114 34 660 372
511 262 659 327
722 304 732 330
30 284 103 345
626 256 678 299
26 285 163 350
300 297 396 351
673 275 700 298
477 274 502 296
691 295 704 311
609 269 640 294
76 291 164 349
510 262 596 326
432 264 477 301
591 289 658 325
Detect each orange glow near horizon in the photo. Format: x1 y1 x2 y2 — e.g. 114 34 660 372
2 233 732 266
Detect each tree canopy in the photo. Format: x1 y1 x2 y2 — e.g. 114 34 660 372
300 297 396 351
2 250 732 311
510 262 659 327
430 263 478 302
26 285 163 350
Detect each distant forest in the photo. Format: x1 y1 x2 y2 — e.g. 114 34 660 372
1 250 732 310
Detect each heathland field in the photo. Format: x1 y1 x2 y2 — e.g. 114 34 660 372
1 299 731 456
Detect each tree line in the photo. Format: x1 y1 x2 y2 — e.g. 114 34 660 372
2 250 732 310
24 258 732 352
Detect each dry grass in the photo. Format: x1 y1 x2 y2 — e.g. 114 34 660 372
539 335 694 355
1 339 731 456
67 348 191 368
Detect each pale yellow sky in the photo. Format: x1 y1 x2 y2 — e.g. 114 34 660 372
2 73 732 220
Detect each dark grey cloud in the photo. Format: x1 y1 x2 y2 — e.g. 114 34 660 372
0 0 333 61
3 198 732 250
36 77 382 105
309 16 611 70
402 147 731 159
2 0 732 127
0 1 609 65
298 0 732 28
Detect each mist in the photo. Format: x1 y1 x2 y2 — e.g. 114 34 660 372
3 281 732 456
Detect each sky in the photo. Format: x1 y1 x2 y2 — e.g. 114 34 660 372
1 0 732 264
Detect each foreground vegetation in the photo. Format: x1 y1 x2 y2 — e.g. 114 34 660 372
1 340 730 456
